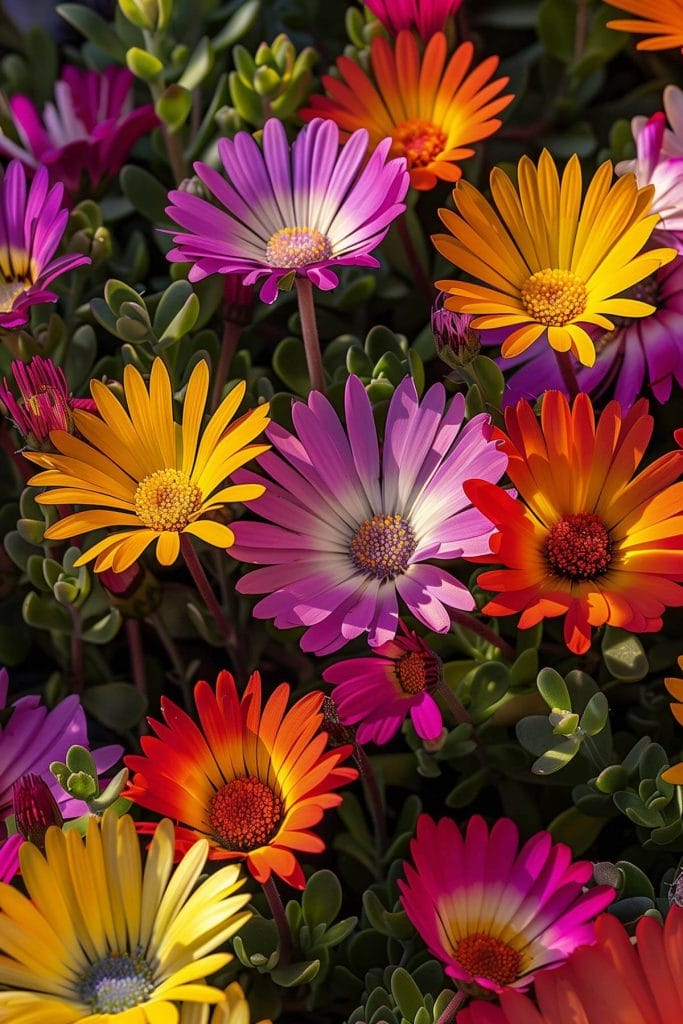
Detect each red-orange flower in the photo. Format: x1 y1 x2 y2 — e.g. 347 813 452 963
606 0 683 52
465 391 683 654
124 671 357 889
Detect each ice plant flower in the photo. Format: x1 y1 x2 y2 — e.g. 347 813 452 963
364 0 463 39
465 391 683 655
229 374 508 656
0 355 96 447
662 656 683 784
12 773 63 849
323 624 443 744
301 31 512 190
0 810 251 1023
23 357 270 572
616 110 683 252
0 65 157 194
432 294 481 368
0 834 21 884
605 0 683 51
165 117 409 303
124 670 357 889
398 814 615 994
460 908 683 1023
180 983 271 1024
0 160 90 330
433 149 676 366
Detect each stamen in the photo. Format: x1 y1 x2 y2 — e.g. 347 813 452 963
265 226 333 268
545 512 612 582
350 514 417 580
521 269 587 326
78 948 155 1013
134 468 202 532
208 776 283 851
455 932 521 987
392 119 447 168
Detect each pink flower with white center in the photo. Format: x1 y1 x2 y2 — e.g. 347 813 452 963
0 355 96 447
365 0 463 39
0 66 157 195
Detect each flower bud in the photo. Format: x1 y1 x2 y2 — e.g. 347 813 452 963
12 774 63 850
321 696 356 748
223 274 255 326
431 293 481 367
100 563 162 618
119 0 172 30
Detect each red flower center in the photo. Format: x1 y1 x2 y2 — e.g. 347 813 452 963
455 932 521 987
208 776 283 851
392 118 447 168
396 651 428 694
545 512 612 582
351 513 417 580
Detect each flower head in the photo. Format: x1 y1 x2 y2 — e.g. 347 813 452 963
301 31 512 190
432 293 481 367
125 670 357 889
364 0 463 39
616 109 683 252
0 355 96 447
166 117 409 303
0 834 21 884
433 150 676 366
464 391 683 654
398 814 615 995
23 357 270 572
0 810 251 1023
606 0 683 52
229 375 507 655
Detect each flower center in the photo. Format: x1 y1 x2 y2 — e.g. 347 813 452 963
520 269 587 326
0 280 28 313
350 513 417 580
545 512 612 582
392 119 447 168
265 226 333 268
78 948 155 1014
396 651 428 695
208 776 283 851
134 468 202 532
455 933 521 987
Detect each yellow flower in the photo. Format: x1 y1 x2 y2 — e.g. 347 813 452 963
24 357 270 572
433 150 676 366
180 983 271 1024
0 811 251 1023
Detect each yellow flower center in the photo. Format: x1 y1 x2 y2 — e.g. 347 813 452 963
0 279 28 313
392 119 447 168
208 776 283 851
520 268 587 326
134 468 202 532
265 226 333 268
455 932 521 987
350 513 417 580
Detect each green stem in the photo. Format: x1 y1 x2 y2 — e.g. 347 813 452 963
69 605 84 695
436 990 467 1024
210 320 243 412
295 276 326 394
354 745 386 869
147 611 194 712
396 215 433 307
262 875 292 967
449 609 515 661
180 533 234 650
554 349 580 400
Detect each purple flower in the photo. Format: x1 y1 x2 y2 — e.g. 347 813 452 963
165 117 409 303
365 0 463 39
0 355 96 447
0 66 157 195
230 375 508 655
0 161 90 330
0 833 21 884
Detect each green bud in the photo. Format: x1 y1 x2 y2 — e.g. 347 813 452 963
126 46 164 82
155 83 193 131
253 65 281 98
227 34 317 128
119 0 172 30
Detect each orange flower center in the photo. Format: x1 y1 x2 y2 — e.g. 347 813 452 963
265 226 333 268
455 932 521 987
396 651 428 694
351 513 417 580
520 268 587 326
134 469 202 533
545 512 612 582
208 776 283 851
392 119 447 168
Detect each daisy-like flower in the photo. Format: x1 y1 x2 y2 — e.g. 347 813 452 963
0 66 157 195
461 908 683 1023
0 834 21 884
0 355 96 447
605 0 683 52
464 391 683 655
165 117 409 303
0 160 90 330
22 357 270 572
300 31 512 190
124 670 357 889
323 623 443 744
229 375 508 656
662 656 683 784
180 983 271 1024
0 810 251 1023
616 110 683 252
365 0 463 39
399 814 615 994
433 150 676 366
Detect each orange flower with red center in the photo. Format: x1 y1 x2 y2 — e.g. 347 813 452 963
464 391 683 654
606 0 683 52
300 31 512 190
124 671 357 889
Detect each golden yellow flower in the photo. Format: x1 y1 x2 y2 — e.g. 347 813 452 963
180 983 271 1024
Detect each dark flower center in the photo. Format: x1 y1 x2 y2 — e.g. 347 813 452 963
208 776 283 851
350 514 417 580
545 512 612 582
396 652 428 694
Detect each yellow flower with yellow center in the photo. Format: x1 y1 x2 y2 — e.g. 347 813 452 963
24 357 270 572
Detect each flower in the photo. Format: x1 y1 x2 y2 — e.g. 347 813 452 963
616 110 683 252
323 623 443 744
606 0 683 52
300 31 512 191
659 85 683 156
180 983 271 1024
662 656 683 784
0 160 90 330
22 357 270 572
0 355 96 447
364 0 463 39
12 773 63 849
124 670 357 889
0 834 21 884
0 65 157 194
398 814 615 995
0 810 251 1023
460 908 683 1023
433 149 676 366
432 293 481 368
464 391 683 655
229 375 508 655
166 117 409 303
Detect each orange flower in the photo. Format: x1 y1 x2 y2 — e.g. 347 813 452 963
662 655 683 784
300 31 512 190
124 671 357 889
464 391 683 654
606 0 683 52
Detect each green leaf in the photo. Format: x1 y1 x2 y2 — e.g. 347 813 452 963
126 47 164 81
602 626 649 681
580 692 609 736
120 165 171 225
82 682 147 732
81 608 123 645
537 667 572 712
271 959 320 987
537 0 576 62
365 325 404 362
302 870 342 929
548 806 608 855
56 4 127 60
273 337 311 396
390 968 423 1022
179 36 214 90
213 0 261 52
155 84 193 131
531 735 581 774
445 766 490 808
66 744 97 778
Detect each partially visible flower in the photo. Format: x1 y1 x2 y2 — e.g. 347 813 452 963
606 0 683 52
399 814 615 994
180 983 272 1024
662 655 683 784
301 31 512 190
166 118 409 303
0 833 21 884
616 111 683 252
12 773 63 850
0 355 96 447
364 0 463 39
223 274 255 326
0 66 157 194
0 810 251 1022
323 623 443 744
432 293 481 368
230 375 508 655
660 84 683 155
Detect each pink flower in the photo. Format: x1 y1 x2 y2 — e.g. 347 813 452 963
0 834 21 884
365 0 463 39
0 355 96 447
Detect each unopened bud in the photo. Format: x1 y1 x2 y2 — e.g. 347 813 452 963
321 696 356 747
177 176 209 199
223 274 255 326
119 0 173 30
422 727 449 753
13 774 63 850
431 293 481 367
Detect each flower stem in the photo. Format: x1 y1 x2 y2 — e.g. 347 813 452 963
180 533 234 649
554 349 580 400
354 745 386 869
396 215 433 307
295 276 326 394
126 618 146 697
449 609 515 661
210 320 243 412
69 605 84 694
147 611 194 712
262 875 292 967
436 989 467 1024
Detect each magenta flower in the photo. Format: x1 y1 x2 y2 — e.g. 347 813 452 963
365 0 463 39
0 66 157 195
0 834 21 884
230 374 507 655
0 355 96 447
0 161 90 330
166 117 409 303
398 814 615 994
